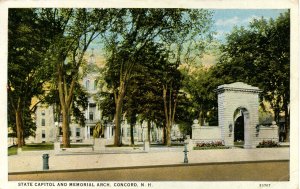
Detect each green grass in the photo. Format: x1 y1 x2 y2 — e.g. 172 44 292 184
105 144 143 147
61 144 93 148
8 146 17 156
151 143 185 147
8 143 54 156
193 146 230 150
8 143 96 156
23 143 54 150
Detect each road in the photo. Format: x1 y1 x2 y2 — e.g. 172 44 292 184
9 160 289 181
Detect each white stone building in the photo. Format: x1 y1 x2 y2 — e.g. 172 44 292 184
28 51 183 144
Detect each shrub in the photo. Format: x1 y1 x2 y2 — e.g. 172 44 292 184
195 141 225 148
257 140 279 148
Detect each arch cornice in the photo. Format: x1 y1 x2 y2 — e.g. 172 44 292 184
215 82 262 94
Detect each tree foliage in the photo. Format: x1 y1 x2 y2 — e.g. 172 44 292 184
103 8 213 146
212 11 290 139
8 9 53 147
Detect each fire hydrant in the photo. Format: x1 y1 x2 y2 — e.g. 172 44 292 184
42 154 49 170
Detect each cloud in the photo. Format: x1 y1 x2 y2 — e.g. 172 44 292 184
214 30 227 40
215 16 240 26
241 15 260 24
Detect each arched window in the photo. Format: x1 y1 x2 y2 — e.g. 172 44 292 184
86 80 90 90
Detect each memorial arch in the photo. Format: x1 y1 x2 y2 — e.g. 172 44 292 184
217 82 261 149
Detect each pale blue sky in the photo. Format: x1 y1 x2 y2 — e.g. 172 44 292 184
212 9 288 42
89 9 289 57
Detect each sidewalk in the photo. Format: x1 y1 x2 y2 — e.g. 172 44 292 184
8 147 289 173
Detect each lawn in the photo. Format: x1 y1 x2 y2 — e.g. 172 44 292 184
8 146 18 156
8 143 54 156
8 143 94 156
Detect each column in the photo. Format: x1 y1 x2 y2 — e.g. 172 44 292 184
85 126 88 139
124 124 127 142
109 126 112 139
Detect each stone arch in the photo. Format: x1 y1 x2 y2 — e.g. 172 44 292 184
217 82 261 148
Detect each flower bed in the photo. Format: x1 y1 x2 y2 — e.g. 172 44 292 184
193 141 229 150
257 140 280 148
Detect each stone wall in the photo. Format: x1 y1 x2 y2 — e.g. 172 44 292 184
191 120 222 149
255 123 279 146
192 126 222 141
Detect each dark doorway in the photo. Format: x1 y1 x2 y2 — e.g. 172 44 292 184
234 113 244 144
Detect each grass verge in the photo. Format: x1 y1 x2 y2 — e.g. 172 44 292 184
193 146 230 150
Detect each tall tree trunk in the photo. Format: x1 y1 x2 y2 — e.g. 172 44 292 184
57 61 75 148
130 122 134 146
114 81 125 146
61 107 70 148
166 121 171 146
15 109 23 148
284 102 289 142
198 109 204 126
163 86 170 146
163 85 176 147
162 126 166 144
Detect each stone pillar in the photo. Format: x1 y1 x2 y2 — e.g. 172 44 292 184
144 141 150 152
191 120 200 139
54 142 60 154
110 125 113 138
88 126 91 139
124 123 128 142
93 138 106 152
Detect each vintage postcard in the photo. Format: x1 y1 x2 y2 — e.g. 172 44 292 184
0 0 298 189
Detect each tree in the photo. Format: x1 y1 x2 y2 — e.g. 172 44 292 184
8 9 53 147
103 9 213 146
214 11 290 140
40 8 110 147
123 43 167 144
181 65 219 126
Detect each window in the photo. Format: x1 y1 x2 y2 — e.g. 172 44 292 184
41 110 45 116
127 128 130 137
89 112 94 121
94 80 98 90
127 128 136 137
41 119 45 126
86 80 90 90
90 127 94 136
42 130 45 138
76 128 80 137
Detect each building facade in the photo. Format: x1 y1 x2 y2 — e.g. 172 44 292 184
27 51 183 144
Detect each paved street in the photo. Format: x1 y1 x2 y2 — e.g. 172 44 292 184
8 147 290 181
9 160 289 181
8 147 289 173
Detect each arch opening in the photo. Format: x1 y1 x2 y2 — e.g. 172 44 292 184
233 108 249 147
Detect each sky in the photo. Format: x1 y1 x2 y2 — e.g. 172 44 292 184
212 9 288 42
89 9 289 66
